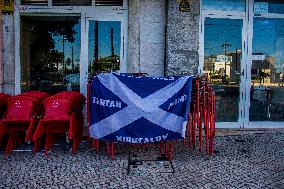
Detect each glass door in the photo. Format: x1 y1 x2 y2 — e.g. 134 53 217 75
80 16 125 97
249 17 284 125
203 17 245 127
88 20 122 75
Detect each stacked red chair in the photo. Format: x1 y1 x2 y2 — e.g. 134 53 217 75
0 93 10 149
0 93 10 119
0 91 49 154
33 91 85 155
19 91 50 102
185 76 216 155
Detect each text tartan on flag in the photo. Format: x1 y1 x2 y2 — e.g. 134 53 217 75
89 73 193 144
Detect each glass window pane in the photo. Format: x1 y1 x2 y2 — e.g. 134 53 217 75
250 18 284 121
52 0 91 6
204 18 243 122
202 0 246 12
88 21 121 76
95 0 123 6
21 16 81 93
254 1 284 14
21 0 48 5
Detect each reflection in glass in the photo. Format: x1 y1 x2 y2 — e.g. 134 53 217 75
52 0 91 6
202 0 245 12
21 16 81 93
95 0 123 6
254 1 284 14
88 21 121 76
204 18 242 122
250 18 284 121
21 0 48 5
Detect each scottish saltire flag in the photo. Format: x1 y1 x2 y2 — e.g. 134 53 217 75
89 73 193 143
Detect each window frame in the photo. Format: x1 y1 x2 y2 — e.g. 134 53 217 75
14 0 128 97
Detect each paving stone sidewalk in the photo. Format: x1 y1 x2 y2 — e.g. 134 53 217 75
0 129 283 189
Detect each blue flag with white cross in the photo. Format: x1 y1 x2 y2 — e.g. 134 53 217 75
89 73 193 143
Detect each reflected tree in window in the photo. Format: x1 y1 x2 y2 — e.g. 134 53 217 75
21 17 81 93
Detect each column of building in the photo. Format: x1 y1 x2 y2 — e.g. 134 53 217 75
2 12 15 95
166 0 200 76
0 11 3 93
128 0 166 76
128 0 200 77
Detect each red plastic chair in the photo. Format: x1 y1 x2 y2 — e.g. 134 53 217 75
22 91 49 142
0 93 10 119
19 91 50 102
0 95 40 154
54 91 85 109
0 93 10 149
33 92 84 155
0 91 49 154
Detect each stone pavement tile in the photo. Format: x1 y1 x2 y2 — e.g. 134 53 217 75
0 130 283 189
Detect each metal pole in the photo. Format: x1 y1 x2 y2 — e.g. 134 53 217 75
62 35 65 72
221 43 231 82
225 45 227 79
72 46 74 71
111 28 114 71
94 21 99 73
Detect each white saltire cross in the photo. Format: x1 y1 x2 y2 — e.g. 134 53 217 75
90 74 189 139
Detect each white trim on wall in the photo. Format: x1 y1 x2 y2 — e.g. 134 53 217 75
248 122 284 128
216 122 243 129
216 122 284 129
198 0 203 74
14 8 21 95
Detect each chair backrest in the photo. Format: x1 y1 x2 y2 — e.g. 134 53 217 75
4 96 38 121
48 91 85 111
42 98 73 121
20 91 50 102
55 91 85 103
0 93 10 119
0 93 10 102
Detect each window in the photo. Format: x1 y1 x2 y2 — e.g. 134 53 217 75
250 18 284 121
254 0 284 14
20 15 81 94
95 0 123 6
88 21 121 75
21 0 123 6
202 0 246 12
52 0 91 6
21 0 48 5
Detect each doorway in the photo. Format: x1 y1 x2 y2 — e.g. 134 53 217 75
202 15 246 128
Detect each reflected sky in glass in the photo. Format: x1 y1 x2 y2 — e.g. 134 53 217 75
54 21 81 65
204 18 242 56
253 18 284 70
202 0 245 12
53 21 121 65
88 21 121 62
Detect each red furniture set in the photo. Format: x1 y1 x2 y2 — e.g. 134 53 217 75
0 91 85 155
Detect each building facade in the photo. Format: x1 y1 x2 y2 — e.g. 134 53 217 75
0 0 284 128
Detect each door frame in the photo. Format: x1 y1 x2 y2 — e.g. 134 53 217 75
200 7 247 128
200 0 284 128
81 15 127 97
247 0 284 128
13 0 128 98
